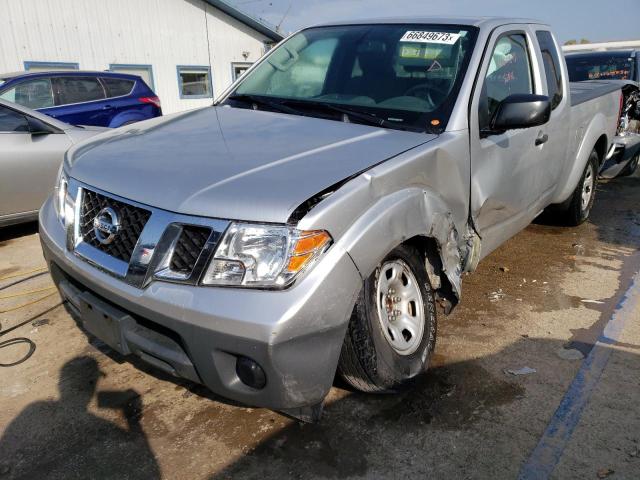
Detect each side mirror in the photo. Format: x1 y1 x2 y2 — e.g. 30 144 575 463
27 116 58 135
489 94 551 133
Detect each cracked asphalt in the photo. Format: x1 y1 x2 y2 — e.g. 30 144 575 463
0 171 639 479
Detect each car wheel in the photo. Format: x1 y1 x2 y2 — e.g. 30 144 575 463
620 153 639 177
338 244 437 393
557 148 599 226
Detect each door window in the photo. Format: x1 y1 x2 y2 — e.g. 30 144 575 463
479 33 534 130
53 77 106 105
0 79 55 109
536 30 564 110
0 106 30 132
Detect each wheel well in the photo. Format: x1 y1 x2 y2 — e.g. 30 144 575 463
404 235 458 315
594 135 608 166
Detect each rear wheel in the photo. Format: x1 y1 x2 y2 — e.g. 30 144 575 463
338 244 437 392
554 148 599 226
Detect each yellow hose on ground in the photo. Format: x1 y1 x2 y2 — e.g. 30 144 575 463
0 291 58 314
0 286 56 300
0 267 48 282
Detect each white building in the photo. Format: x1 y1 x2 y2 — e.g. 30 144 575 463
0 0 283 114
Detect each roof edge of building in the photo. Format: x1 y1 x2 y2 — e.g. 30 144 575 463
203 0 284 42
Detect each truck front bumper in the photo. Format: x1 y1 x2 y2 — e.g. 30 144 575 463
39 198 362 414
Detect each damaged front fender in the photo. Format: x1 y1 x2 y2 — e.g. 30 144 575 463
335 187 465 300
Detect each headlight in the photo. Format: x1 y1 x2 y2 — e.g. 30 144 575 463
201 223 332 288
53 167 74 227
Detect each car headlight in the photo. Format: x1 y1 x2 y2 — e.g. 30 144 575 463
53 167 74 227
201 223 332 288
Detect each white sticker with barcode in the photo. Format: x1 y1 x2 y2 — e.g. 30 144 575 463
400 31 461 45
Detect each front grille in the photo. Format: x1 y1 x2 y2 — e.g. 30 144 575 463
169 226 211 274
80 189 151 263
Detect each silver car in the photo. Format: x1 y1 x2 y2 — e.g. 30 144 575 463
0 99 104 227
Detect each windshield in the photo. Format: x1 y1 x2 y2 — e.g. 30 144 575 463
227 24 478 132
566 53 635 81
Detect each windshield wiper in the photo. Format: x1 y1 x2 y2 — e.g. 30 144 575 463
279 99 421 132
226 94 303 116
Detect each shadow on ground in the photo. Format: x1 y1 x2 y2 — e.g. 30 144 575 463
0 356 160 479
0 222 38 244
1 337 639 479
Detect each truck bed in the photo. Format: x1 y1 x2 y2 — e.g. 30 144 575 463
570 80 622 106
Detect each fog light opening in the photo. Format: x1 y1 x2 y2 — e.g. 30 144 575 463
235 356 266 390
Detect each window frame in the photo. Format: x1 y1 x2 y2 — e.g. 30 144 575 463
176 65 213 99
231 62 253 82
477 29 537 133
108 63 155 90
23 61 79 72
535 30 564 111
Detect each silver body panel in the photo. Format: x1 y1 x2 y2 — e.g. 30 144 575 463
40 18 621 412
0 99 104 226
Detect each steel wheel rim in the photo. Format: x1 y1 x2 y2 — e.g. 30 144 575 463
375 259 425 356
581 163 595 211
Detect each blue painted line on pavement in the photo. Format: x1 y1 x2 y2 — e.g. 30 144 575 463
518 266 640 480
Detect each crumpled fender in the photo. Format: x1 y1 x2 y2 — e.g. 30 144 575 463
338 187 463 298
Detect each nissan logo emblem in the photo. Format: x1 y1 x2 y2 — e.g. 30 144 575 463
93 207 121 245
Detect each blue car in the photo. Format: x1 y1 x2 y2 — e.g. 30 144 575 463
0 70 162 127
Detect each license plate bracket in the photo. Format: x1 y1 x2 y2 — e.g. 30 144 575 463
78 292 135 355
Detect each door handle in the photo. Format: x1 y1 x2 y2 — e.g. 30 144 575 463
535 133 549 146
102 105 114 110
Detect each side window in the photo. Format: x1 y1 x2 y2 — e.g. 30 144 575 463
479 33 533 130
101 78 135 98
535 31 564 110
0 106 30 132
0 79 55 109
53 77 106 105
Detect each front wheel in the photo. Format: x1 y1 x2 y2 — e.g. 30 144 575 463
338 244 437 393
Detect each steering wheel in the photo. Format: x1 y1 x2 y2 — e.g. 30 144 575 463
403 83 450 109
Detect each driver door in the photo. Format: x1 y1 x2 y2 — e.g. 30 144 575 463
469 25 550 258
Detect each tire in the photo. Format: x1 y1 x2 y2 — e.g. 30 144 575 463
555 148 599 226
619 153 639 177
338 244 437 393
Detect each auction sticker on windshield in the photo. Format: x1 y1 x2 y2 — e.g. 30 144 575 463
400 31 461 44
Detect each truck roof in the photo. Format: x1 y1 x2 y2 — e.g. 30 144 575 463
313 16 547 30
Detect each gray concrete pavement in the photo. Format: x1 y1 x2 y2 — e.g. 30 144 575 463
0 172 639 479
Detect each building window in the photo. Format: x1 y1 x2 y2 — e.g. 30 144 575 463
24 61 79 72
177 66 213 99
232 62 252 81
109 64 155 91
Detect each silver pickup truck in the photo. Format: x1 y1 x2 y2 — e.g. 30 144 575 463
39 17 621 421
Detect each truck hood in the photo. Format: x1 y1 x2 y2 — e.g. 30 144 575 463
68 106 435 223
